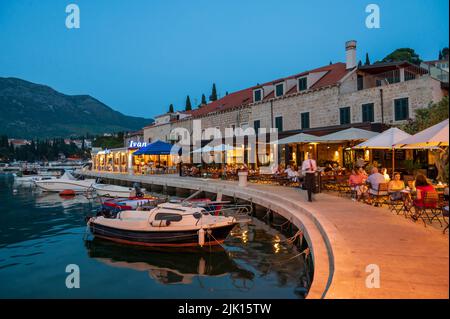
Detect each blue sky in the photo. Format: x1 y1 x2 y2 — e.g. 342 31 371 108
0 0 448 119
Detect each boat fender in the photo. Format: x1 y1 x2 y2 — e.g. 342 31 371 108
198 228 205 247
151 220 171 227
198 257 206 275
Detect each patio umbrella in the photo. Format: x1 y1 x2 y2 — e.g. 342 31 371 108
394 119 449 148
276 133 321 144
316 127 379 143
192 144 235 153
354 127 412 173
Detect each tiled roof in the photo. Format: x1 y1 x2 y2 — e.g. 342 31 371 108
155 62 349 123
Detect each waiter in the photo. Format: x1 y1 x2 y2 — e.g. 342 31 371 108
301 153 317 202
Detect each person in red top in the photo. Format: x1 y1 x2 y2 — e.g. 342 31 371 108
411 174 436 221
348 169 368 201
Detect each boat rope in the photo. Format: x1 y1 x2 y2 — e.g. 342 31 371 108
206 230 227 250
260 247 310 273
270 218 291 229
262 208 271 220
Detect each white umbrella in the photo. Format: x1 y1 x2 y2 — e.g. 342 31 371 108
276 133 321 144
316 127 379 143
354 127 412 173
394 119 449 148
192 144 235 153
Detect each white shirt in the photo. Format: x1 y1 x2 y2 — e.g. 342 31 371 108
301 159 317 173
285 168 298 177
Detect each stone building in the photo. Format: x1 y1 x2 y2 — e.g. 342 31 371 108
143 40 448 168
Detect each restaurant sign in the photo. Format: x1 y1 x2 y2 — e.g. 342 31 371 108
129 141 147 148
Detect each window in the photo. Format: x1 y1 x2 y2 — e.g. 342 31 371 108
154 213 182 222
301 112 310 129
275 116 283 132
362 103 374 122
254 89 262 102
357 75 364 91
298 77 307 91
240 122 249 129
340 107 351 125
275 83 284 97
253 120 261 134
394 98 409 121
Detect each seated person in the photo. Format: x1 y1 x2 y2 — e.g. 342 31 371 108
348 169 366 200
285 165 299 182
411 174 437 220
367 167 388 196
358 167 368 179
381 168 391 182
388 172 405 201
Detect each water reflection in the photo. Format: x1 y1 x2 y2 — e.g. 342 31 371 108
34 192 93 209
0 174 311 298
85 240 254 285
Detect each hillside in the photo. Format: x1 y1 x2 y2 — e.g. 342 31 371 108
0 77 153 138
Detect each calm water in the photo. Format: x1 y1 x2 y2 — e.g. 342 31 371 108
0 174 311 298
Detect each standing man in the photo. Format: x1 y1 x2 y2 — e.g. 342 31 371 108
301 153 317 202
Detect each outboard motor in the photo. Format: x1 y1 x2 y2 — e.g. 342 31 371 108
133 182 144 198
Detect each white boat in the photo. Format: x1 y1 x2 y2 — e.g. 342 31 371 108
35 171 96 192
92 183 146 198
88 202 238 247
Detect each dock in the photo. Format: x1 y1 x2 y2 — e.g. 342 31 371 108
79 171 449 299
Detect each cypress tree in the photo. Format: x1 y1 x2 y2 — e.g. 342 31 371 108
365 53 371 65
185 95 192 111
209 83 217 101
201 94 207 105
169 104 174 113
438 50 443 60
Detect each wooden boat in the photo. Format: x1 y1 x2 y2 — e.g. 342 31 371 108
87 202 238 247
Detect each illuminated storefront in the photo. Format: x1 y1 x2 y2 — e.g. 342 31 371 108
92 140 179 174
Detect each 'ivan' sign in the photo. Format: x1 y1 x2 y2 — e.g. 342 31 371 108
129 141 147 148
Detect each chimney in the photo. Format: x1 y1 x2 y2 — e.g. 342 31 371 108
345 40 357 70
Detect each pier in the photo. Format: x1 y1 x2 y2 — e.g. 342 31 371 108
79 171 449 299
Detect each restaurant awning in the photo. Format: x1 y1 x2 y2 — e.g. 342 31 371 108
192 144 235 153
317 127 379 143
353 128 411 149
132 140 180 155
353 127 412 172
394 119 449 148
276 133 322 145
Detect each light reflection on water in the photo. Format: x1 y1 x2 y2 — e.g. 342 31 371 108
0 174 311 298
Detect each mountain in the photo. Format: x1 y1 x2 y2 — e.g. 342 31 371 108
0 77 153 139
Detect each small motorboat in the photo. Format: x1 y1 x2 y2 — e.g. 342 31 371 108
87 202 238 247
35 171 95 192
92 183 146 198
100 196 163 214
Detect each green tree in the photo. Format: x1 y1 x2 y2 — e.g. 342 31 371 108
365 53 371 65
402 97 449 134
168 104 174 113
381 48 421 65
200 94 207 106
209 83 217 101
185 95 192 111
401 97 449 182
441 47 449 60
439 50 443 60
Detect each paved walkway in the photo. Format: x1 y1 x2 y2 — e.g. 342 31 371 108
81 171 449 299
